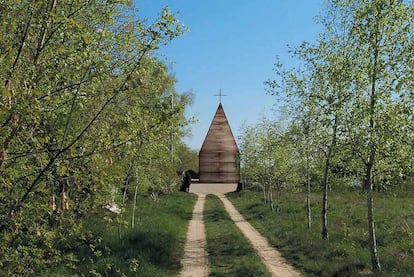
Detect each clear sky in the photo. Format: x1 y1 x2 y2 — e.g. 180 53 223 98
136 1 324 150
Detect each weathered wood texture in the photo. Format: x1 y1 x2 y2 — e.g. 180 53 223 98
199 104 240 183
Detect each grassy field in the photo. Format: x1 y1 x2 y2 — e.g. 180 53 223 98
48 192 196 276
227 189 414 277
204 194 270 277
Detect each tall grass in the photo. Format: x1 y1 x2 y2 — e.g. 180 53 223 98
48 192 196 276
204 194 270 277
228 189 414 277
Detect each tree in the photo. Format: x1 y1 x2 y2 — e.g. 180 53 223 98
239 117 299 212
343 0 414 271
287 118 320 231
175 142 199 174
268 31 354 239
267 0 414 271
0 1 188 274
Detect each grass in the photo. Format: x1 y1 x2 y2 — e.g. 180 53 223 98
227 189 414 277
204 194 270 277
48 192 196 276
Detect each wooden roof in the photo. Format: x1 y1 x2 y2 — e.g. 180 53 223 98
199 103 240 183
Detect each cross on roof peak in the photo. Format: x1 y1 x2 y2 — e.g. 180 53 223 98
214 88 227 104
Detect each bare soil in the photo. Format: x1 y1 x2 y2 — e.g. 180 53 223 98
218 194 301 277
180 193 209 277
181 183 301 277
189 182 237 194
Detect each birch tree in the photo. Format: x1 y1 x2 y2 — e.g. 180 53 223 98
0 1 188 274
343 0 414 271
239 118 299 212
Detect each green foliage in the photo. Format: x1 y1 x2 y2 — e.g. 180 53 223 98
228 190 414 276
43 193 196 276
263 0 414 270
265 0 414 190
175 142 199 173
0 0 191 274
204 194 270 277
239 117 301 210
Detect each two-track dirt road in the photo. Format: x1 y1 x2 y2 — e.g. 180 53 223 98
180 183 300 277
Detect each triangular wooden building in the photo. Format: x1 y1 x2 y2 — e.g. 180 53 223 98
199 103 240 183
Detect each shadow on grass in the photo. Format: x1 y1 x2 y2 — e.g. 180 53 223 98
75 230 181 276
119 230 180 269
69 193 196 276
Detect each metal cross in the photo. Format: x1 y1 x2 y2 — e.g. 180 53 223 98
214 88 227 103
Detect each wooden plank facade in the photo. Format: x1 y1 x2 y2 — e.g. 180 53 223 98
199 104 240 183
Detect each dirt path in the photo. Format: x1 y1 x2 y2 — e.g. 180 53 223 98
181 183 300 277
217 193 301 277
180 193 209 277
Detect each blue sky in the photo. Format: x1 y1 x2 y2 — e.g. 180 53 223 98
136 1 324 150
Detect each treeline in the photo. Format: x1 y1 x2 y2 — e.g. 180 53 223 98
0 1 196 275
239 0 413 273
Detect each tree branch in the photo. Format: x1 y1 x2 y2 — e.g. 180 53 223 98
16 37 157 209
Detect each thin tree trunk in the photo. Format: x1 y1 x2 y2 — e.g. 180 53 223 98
262 184 267 205
118 160 134 238
122 161 135 203
131 182 139 228
321 151 330 240
131 166 140 229
267 185 271 208
275 187 281 213
269 187 274 211
321 115 338 240
306 151 311 230
365 38 381 271
365 162 381 272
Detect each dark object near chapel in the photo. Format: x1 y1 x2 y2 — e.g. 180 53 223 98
180 171 191 192
199 103 240 183
236 181 243 191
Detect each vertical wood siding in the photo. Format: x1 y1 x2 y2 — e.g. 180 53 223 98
199 104 240 183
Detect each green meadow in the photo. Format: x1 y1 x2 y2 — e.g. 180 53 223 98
228 189 414 277
41 188 414 276
46 193 196 276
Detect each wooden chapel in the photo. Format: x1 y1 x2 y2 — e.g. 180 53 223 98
199 103 240 183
